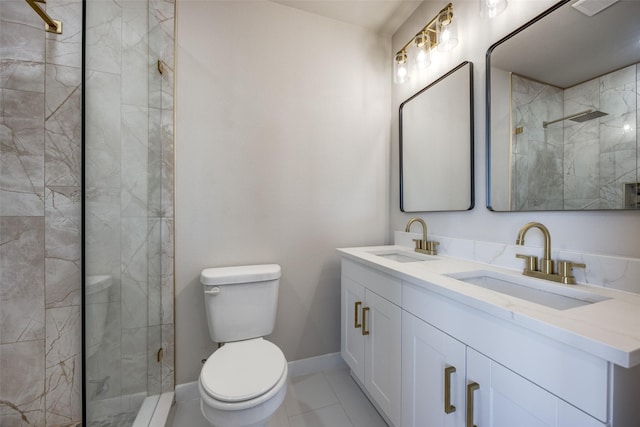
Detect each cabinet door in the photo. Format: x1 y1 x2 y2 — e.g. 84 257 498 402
341 276 365 380
466 348 606 427
402 311 466 427
365 289 402 427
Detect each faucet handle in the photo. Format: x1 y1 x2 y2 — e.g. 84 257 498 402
516 253 538 272
426 240 439 255
557 260 586 285
412 238 426 251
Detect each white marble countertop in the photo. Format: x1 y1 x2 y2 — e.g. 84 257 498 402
337 245 640 369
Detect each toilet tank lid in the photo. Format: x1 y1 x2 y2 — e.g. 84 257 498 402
201 264 281 286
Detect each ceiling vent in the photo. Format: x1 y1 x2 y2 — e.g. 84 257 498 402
571 0 620 16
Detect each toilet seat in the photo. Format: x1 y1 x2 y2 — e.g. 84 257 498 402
200 338 287 405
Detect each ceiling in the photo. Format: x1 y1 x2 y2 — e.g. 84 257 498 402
490 0 640 88
270 0 424 34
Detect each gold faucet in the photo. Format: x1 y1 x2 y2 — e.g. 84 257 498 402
405 217 439 255
515 222 585 284
516 222 553 274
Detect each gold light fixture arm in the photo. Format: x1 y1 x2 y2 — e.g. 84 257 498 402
395 3 452 57
25 0 62 34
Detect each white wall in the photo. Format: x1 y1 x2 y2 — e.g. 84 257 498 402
390 0 640 258
175 0 391 383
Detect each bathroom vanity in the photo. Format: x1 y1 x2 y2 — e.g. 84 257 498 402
337 246 640 427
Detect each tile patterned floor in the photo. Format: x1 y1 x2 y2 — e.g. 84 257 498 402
170 367 388 427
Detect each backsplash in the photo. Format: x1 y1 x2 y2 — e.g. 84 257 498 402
396 231 640 294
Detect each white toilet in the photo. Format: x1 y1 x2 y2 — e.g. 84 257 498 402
199 264 288 427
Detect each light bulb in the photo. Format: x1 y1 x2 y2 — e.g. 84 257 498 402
480 0 508 18
437 9 458 52
441 28 451 43
394 51 409 84
412 32 431 71
416 50 429 67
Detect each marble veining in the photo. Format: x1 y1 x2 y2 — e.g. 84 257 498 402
0 217 46 343
1 0 83 421
1 88 46 216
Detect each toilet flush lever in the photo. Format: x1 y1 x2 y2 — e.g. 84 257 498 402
205 287 221 295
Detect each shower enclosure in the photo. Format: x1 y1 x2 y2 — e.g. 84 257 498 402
0 0 172 423
83 0 175 424
510 65 639 211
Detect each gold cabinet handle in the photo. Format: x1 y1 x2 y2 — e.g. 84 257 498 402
354 301 362 329
444 366 456 414
466 382 479 427
362 307 370 335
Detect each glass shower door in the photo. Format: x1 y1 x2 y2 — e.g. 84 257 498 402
83 0 164 423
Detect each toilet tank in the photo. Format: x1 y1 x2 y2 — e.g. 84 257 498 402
201 264 281 343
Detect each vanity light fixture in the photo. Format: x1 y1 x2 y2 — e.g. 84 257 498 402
480 0 508 18
393 3 457 84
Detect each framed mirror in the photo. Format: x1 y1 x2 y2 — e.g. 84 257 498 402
400 61 474 212
487 0 640 211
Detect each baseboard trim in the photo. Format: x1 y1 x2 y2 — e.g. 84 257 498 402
286 352 346 378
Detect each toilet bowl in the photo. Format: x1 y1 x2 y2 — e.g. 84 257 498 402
198 265 287 427
199 338 287 427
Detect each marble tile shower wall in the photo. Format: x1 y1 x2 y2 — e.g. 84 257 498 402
511 65 639 210
563 64 639 209
0 0 175 425
1 0 83 424
511 74 564 210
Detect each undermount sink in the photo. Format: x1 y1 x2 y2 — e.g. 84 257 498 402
367 248 437 263
446 270 610 310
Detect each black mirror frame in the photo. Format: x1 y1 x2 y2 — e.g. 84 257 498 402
399 60 475 213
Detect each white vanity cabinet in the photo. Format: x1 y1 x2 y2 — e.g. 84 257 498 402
341 260 402 426
339 251 640 427
466 348 606 427
402 280 640 427
402 311 466 427
402 311 606 427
